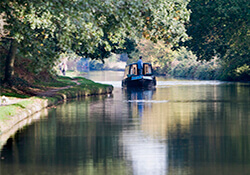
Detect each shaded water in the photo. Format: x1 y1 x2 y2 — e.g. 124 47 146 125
0 71 249 175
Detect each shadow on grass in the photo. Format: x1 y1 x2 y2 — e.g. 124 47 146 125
2 93 30 99
11 103 26 109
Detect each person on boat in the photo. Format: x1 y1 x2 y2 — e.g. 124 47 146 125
137 56 143 75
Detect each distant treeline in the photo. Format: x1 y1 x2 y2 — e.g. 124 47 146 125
128 39 249 81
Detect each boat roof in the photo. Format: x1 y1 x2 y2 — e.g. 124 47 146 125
126 62 152 67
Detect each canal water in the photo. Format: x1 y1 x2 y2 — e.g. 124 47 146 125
0 71 249 175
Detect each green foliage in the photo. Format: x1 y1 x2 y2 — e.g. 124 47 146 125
129 39 222 79
185 0 249 80
0 0 190 82
223 64 250 81
167 48 221 79
89 60 104 70
169 57 221 80
128 39 174 74
234 64 250 79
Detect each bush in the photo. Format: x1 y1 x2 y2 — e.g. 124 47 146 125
232 64 250 81
89 60 104 70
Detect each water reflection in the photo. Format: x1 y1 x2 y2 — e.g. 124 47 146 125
0 109 48 149
120 130 167 175
0 99 131 175
120 88 168 174
0 71 249 175
123 88 156 117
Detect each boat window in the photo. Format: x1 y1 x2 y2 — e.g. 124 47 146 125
143 64 152 75
130 64 138 75
124 66 129 78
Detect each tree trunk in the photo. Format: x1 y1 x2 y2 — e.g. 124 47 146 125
4 39 17 86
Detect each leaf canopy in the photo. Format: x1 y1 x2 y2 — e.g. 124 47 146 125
0 0 190 76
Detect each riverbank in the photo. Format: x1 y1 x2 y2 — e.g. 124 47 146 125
0 76 113 137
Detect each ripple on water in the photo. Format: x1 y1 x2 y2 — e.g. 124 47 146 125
124 100 169 103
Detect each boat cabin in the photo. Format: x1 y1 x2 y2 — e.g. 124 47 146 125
124 63 154 77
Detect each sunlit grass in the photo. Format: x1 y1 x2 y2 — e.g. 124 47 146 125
34 75 77 87
0 100 33 118
0 106 17 119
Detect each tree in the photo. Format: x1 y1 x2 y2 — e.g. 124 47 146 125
0 0 190 85
185 0 249 80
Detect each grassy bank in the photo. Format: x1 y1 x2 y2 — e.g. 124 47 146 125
0 76 113 134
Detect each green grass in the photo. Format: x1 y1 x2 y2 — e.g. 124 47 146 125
1 92 30 98
0 106 17 119
35 76 77 87
0 75 113 120
0 100 33 119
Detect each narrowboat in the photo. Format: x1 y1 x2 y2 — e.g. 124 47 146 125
122 62 156 89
